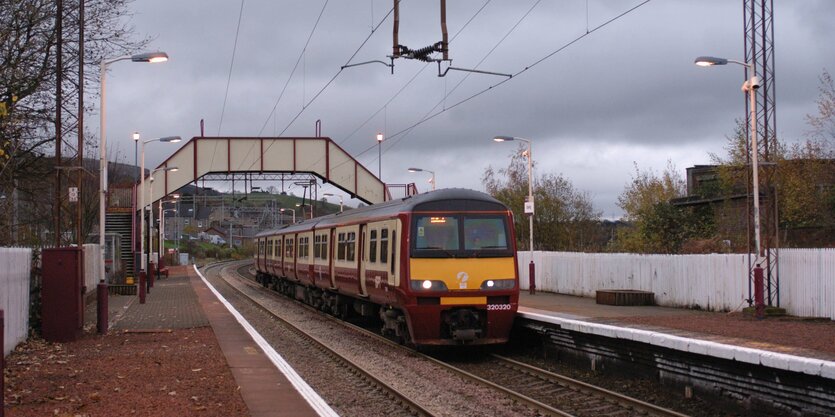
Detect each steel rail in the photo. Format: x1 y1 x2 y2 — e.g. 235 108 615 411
231 263 573 417
233 261 687 417
206 261 437 417
491 354 690 417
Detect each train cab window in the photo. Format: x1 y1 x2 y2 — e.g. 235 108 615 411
380 229 389 264
464 217 508 250
414 216 460 250
369 230 378 263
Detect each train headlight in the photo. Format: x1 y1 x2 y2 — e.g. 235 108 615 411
480 279 515 290
410 280 449 291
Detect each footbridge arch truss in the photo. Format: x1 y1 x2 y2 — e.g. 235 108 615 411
139 136 387 206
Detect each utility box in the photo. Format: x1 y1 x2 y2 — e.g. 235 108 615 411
42 247 84 342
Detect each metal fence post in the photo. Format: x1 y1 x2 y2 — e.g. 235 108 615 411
1 308 5 417
97 280 108 334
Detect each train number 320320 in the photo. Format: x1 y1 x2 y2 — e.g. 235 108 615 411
487 304 512 311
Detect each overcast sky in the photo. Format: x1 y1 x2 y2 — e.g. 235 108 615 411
101 0 835 217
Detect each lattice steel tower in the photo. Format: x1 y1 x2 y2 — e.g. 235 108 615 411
743 0 779 307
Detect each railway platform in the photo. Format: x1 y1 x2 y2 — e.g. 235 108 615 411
84 264 330 417
517 291 835 364
516 291 835 415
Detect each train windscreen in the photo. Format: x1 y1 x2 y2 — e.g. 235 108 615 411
411 214 511 258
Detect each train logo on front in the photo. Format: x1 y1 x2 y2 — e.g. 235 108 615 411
456 271 469 289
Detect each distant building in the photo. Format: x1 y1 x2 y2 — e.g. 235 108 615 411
672 161 835 249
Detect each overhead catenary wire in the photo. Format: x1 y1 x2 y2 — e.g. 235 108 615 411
379 0 653 156
217 0 246 136
256 0 330 137
357 0 540 164
262 3 397 140
238 3 399 175
335 0 493 148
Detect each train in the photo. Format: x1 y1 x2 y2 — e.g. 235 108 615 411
253 188 520 346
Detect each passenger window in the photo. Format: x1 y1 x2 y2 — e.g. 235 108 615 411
380 229 389 264
347 232 356 262
369 230 377 263
390 230 396 274
321 235 328 260
338 232 346 261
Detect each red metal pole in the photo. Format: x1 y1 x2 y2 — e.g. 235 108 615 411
139 271 146 304
97 280 108 334
754 264 764 319
149 261 155 289
528 261 536 295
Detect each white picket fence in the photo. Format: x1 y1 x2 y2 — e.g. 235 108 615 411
518 249 835 320
1 248 32 356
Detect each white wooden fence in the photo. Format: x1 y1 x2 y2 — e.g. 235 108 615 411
1 248 32 356
518 249 835 320
1 245 102 356
83 244 102 293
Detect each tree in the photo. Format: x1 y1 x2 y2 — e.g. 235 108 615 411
707 69 835 247
612 161 708 253
806 69 835 147
483 144 602 252
0 0 150 247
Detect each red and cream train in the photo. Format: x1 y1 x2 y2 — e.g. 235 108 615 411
253 188 520 346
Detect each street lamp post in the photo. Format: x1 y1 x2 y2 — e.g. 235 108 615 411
695 55 765 317
139 136 181 279
99 51 168 285
280 208 295 224
153 167 178 272
407 167 436 191
147 166 178 288
376 132 384 179
322 193 344 212
493 135 536 294
158 195 180 271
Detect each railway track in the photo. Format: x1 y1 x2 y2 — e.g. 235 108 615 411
446 354 690 417
203 261 437 417
224 261 689 417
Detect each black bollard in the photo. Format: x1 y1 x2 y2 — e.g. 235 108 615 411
97 280 108 334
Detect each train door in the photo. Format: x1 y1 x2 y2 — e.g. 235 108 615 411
358 224 368 296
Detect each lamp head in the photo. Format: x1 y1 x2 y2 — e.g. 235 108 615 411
694 56 728 67
160 136 182 143
131 51 169 63
323 193 334 197
493 136 513 142
376 132 384 142
407 167 423 173
133 132 140 141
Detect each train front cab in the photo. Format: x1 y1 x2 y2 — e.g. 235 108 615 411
402 207 519 346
